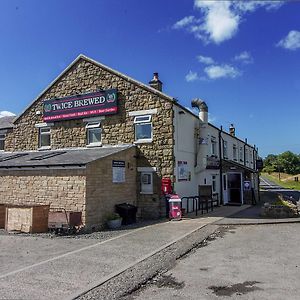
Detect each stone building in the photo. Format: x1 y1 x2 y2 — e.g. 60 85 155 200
0 54 260 229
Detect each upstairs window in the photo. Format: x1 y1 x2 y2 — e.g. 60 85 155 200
211 137 217 156
134 115 152 143
223 140 228 159
86 122 101 146
239 146 243 162
0 134 5 151
245 148 249 163
39 127 51 148
233 144 237 161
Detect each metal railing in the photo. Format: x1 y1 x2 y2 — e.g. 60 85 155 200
181 194 219 216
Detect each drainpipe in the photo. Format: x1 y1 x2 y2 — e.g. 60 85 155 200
219 126 223 205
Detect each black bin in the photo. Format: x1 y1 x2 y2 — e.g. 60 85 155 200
115 203 137 225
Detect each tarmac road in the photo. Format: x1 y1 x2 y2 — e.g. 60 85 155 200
260 176 300 201
124 223 300 300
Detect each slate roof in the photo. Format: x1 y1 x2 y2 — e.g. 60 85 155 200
0 145 134 168
0 116 15 130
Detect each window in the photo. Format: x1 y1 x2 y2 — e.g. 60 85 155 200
233 144 237 161
86 122 101 146
211 137 217 156
0 134 5 151
134 115 152 142
223 140 228 158
39 127 51 148
245 148 249 163
239 146 243 162
140 172 153 194
212 175 217 193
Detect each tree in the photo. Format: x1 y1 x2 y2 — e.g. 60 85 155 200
277 151 300 175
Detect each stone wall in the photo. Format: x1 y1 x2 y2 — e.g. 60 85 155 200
5 57 175 219
0 169 87 223
85 147 137 229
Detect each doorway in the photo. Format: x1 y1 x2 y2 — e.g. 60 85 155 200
223 173 243 205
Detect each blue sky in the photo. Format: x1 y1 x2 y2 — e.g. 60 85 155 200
0 0 299 157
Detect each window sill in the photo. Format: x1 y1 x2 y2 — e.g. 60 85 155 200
134 139 153 144
38 146 51 151
86 143 102 148
140 191 154 195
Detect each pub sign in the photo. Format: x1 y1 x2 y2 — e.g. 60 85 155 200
43 89 118 121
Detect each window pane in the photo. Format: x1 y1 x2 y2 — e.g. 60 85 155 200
40 133 50 147
135 123 152 140
88 128 101 144
0 139 4 150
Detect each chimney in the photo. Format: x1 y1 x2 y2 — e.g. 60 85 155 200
149 72 162 92
191 98 208 123
229 124 235 136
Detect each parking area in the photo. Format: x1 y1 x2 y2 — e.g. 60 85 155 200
124 223 300 300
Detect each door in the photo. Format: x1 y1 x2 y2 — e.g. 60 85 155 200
227 173 242 204
222 174 228 205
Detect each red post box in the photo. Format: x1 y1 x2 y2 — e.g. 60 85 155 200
161 177 172 194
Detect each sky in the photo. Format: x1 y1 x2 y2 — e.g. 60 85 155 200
0 0 299 158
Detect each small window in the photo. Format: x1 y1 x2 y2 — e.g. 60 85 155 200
86 122 101 146
0 134 5 151
233 144 237 161
223 140 228 158
212 175 217 193
239 146 243 162
39 127 51 148
211 137 217 156
140 172 153 194
134 115 152 142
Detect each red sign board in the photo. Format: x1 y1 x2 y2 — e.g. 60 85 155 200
43 89 118 121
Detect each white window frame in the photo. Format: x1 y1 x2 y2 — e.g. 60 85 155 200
0 134 5 151
239 146 244 162
134 115 153 143
86 122 102 147
140 171 153 194
212 175 217 193
39 127 51 149
211 137 217 156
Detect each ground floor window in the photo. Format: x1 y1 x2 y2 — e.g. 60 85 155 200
39 127 51 148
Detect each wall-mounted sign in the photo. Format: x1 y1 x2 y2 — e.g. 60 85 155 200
112 160 125 183
206 156 220 169
244 180 251 190
256 159 264 171
43 89 118 121
178 161 188 181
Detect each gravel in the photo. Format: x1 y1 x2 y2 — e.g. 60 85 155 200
0 219 163 241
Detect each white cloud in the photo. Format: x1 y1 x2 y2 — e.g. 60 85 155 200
234 51 253 64
173 16 196 29
185 70 199 82
204 64 241 80
195 1 239 44
277 30 300 50
197 55 214 65
173 0 285 44
0 111 15 118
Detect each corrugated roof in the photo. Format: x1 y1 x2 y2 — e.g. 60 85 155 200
0 145 134 168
